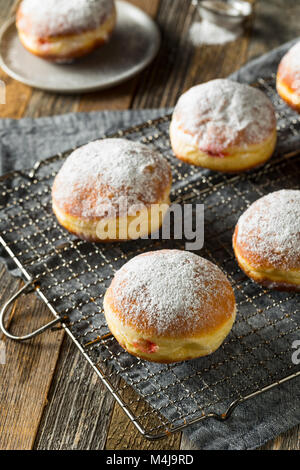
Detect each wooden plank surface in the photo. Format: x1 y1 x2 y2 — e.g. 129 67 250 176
0 0 299 450
0 265 65 450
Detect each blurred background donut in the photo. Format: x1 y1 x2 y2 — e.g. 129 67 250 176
277 41 300 112
16 0 117 62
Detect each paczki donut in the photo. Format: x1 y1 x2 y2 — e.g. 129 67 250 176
16 0 116 62
104 250 236 363
170 79 277 173
233 190 300 291
52 138 172 242
277 41 300 112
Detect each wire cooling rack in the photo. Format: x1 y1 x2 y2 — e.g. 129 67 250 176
0 75 299 439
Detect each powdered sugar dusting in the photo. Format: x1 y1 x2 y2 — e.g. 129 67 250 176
236 190 300 270
173 79 276 154
52 138 171 219
189 20 242 46
17 0 114 37
279 41 300 93
109 250 235 337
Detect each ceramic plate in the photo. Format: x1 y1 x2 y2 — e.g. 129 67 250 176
0 1 161 94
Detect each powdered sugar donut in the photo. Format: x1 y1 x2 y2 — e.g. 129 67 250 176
52 139 172 242
104 250 236 363
277 42 300 112
233 190 300 291
16 0 116 62
170 79 277 173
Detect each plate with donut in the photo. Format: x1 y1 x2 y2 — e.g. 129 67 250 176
0 0 161 93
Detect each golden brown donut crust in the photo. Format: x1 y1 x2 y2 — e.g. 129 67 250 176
52 138 172 242
16 0 115 37
16 0 116 61
105 251 236 339
170 79 277 173
170 127 277 174
276 42 300 112
17 32 113 62
52 139 172 219
233 190 300 291
233 229 300 292
52 188 171 243
104 250 236 363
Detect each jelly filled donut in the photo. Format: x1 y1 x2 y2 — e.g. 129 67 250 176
233 190 300 291
104 250 236 363
170 79 277 173
277 42 300 112
52 138 172 242
16 0 116 62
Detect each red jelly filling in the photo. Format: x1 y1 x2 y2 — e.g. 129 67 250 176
133 339 158 354
206 149 227 158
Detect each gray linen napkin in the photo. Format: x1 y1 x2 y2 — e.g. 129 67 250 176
0 39 299 450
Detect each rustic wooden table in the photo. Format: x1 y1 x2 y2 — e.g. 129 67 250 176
0 0 299 451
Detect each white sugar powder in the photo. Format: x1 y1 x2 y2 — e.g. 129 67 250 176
173 79 276 153
18 0 114 37
53 138 171 218
111 250 234 336
189 20 242 46
237 190 300 270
